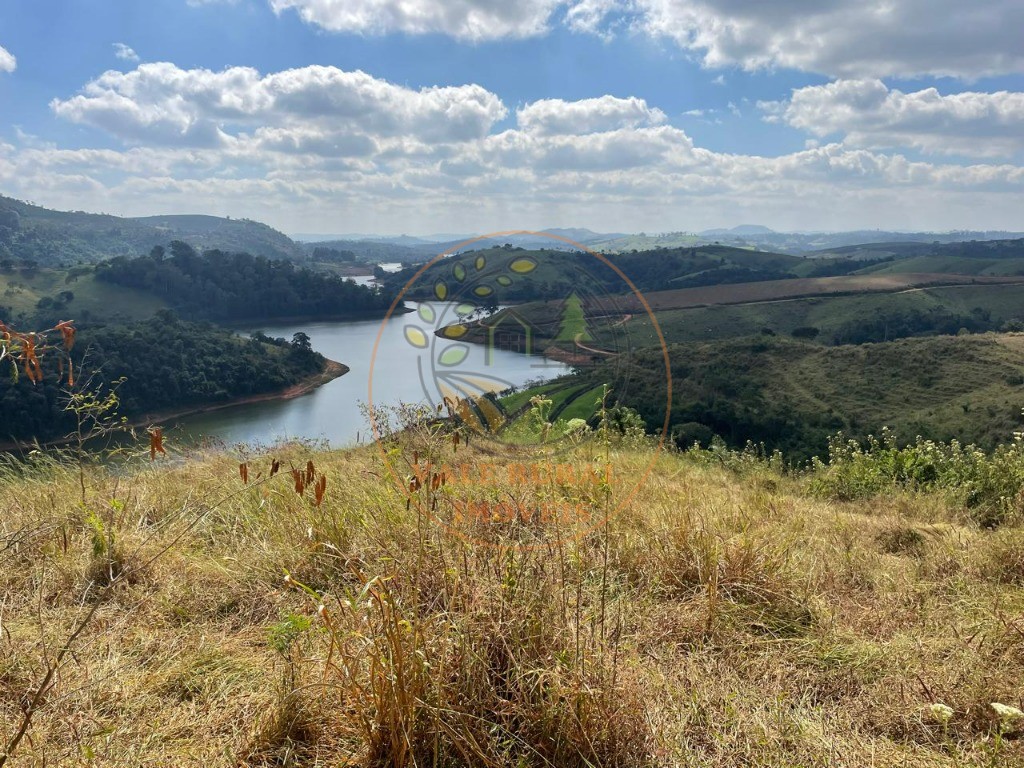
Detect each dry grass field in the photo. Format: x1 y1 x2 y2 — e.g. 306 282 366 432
2 429 1024 766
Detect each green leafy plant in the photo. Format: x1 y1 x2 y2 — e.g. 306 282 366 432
810 425 1024 526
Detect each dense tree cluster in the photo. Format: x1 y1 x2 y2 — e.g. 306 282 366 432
0 313 324 444
311 246 357 262
830 307 994 345
95 241 395 322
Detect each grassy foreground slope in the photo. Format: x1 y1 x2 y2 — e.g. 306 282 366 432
3 436 1024 767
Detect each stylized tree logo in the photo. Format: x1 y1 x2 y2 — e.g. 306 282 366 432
554 292 593 344
373 234 666 450
399 252 541 433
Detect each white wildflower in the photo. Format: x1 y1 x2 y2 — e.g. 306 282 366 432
992 702 1024 724
929 703 954 723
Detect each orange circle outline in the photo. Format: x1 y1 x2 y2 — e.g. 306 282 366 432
367 230 672 549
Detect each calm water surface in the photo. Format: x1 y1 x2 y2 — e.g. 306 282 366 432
171 303 570 449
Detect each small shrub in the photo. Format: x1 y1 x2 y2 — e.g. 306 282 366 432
981 529 1024 585
875 524 926 556
672 421 716 450
791 326 820 340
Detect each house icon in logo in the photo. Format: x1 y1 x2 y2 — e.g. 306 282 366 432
486 308 539 365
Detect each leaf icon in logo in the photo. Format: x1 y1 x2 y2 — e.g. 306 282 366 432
473 285 493 297
455 303 476 317
510 258 537 274
418 303 436 323
453 263 467 282
475 255 486 271
441 325 468 338
404 326 429 349
434 282 448 300
438 344 469 366
496 275 513 287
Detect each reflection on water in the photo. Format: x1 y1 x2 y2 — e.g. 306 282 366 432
169 303 570 449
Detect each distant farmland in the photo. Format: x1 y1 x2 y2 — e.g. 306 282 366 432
611 273 1024 313
449 273 1024 353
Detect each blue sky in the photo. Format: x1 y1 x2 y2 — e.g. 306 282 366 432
0 0 1022 234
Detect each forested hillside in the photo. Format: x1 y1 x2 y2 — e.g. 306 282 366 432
382 243 805 303
0 238 397 446
0 194 306 266
95 242 396 322
0 314 327 444
523 334 1024 462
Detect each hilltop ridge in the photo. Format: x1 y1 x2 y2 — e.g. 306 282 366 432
0 194 306 265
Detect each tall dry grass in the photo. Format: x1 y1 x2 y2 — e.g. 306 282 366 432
1 430 1023 766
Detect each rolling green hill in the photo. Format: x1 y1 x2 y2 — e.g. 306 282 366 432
95 243 396 324
441 262 1024 462
450 274 1024 355
383 243 806 304
0 314 331 445
811 238 1024 276
0 265 166 327
0 194 306 266
386 239 1024 313
497 333 1024 462
595 278 1024 349
0 246 391 445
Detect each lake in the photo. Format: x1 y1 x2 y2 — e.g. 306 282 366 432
170 302 571 449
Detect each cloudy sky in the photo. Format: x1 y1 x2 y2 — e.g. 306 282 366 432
0 0 1022 235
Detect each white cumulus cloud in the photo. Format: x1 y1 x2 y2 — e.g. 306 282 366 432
20 62 1024 233
260 0 1024 79
113 43 140 62
50 63 508 148
517 96 666 135
0 45 16 73
762 80 1024 158
268 0 564 41
613 0 1024 79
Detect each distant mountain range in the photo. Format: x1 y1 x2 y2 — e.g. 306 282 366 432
306 225 1024 262
1 192 1021 267
718 228 1024 255
582 227 1024 256
699 225 776 236
293 233 470 245
301 228 628 263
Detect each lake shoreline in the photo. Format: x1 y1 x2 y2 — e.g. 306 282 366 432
221 305 413 330
0 358 349 454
